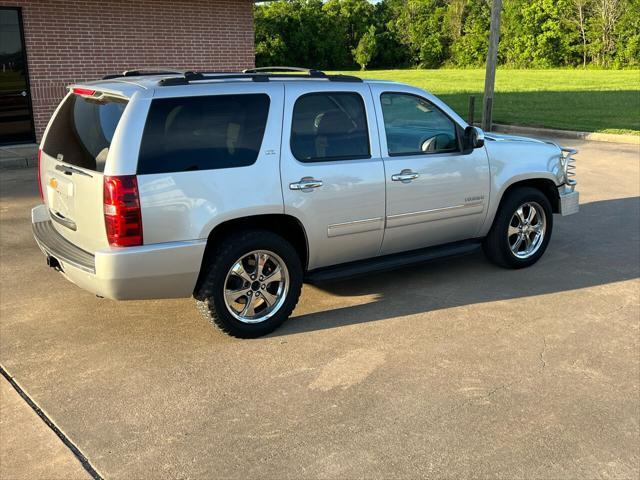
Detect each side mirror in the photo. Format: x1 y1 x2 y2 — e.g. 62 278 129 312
465 126 485 149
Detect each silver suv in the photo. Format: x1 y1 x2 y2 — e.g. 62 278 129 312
32 67 579 337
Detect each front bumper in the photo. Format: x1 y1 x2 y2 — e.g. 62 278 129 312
31 204 206 300
558 186 579 216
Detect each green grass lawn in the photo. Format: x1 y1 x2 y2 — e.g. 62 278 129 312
332 69 640 135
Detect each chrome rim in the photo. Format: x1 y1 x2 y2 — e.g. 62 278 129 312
223 250 289 324
507 202 546 259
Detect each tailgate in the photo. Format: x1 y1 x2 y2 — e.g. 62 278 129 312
40 90 128 253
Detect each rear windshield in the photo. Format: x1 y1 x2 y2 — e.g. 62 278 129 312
43 93 127 173
137 94 270 175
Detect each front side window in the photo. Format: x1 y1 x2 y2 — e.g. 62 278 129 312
290 92 370 162
137 94 270 174
380 93 458 156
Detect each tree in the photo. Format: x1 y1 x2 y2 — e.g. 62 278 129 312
446 0 467 41
391 0 450 68
369 0 412 68
571 0 592 67
254 0 638 70
500 0 576 67
254 0 348 69
353 25 377 69
589 0 623 66
324 0 375 67
614 0 640 66
449 0 492 67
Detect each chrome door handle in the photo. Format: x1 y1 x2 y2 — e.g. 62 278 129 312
50 210 77 231
391 170 419 182
289 178 323 190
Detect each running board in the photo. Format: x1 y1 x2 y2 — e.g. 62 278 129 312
305 240 482 284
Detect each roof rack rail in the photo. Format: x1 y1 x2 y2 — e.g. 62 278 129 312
157 67 363 86
242 66 325 76
102 68 198 80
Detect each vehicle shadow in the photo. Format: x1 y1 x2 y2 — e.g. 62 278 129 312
276 196 640 336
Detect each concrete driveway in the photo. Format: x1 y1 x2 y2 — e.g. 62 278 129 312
1 138 638 479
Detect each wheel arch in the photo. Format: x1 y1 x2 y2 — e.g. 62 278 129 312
193 214 309 296
499 177 561 214
481 176 560 237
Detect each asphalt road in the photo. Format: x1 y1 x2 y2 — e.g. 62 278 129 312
1 138 639 479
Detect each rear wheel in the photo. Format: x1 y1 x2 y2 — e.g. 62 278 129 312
483 187 553 269
195 230 303 338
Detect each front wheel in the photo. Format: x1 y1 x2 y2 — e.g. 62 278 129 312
195 230 303 338
483 187 553 269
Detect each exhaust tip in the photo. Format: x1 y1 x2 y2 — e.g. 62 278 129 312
46 255 62 272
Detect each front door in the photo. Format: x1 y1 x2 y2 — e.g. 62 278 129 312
0 7 35 145
370 87 490 255
280 83 386 270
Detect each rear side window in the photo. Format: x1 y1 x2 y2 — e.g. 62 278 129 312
43 94 127 172
137 94 270 174
290 92 370 162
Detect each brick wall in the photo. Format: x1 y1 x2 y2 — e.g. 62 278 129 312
0 0 255 141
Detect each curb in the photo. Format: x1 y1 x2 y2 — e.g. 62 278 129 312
0 156 37 170
491 124 640 145
0 143 38 170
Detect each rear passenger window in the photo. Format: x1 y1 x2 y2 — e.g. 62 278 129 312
137 94 270 174
290 92 370 162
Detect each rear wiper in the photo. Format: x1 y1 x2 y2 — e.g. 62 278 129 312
54 164 93 178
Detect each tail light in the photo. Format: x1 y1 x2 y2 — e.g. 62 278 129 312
37 148 44 202
103 175 143 247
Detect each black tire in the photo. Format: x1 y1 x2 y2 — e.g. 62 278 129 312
195 230 303 338
482 187 553 269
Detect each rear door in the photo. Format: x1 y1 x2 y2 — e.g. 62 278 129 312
280 82 386 270
40 89 129 252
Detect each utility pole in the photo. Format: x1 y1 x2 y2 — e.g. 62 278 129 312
482 0 502 132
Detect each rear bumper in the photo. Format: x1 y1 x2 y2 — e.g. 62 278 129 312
31 205 206 300
558 186 579 216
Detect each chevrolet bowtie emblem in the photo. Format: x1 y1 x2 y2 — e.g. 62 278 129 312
49 178 58 189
